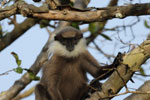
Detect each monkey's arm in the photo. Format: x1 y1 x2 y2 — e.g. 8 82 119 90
35 61 63 100
35 84 50 100
81 51 122 80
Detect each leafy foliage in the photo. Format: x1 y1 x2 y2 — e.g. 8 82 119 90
71 22 80 29
89 22 111 40
11 52 40 80
40 20 51 28
139 67 145 75
144 20 150 29
11 52 22 73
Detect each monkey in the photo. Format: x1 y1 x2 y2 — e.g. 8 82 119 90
35 26 122 100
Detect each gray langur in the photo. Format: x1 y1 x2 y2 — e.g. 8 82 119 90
35 26 121 100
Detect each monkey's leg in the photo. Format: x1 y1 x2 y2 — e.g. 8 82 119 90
35 84 51 100
47 86 63 100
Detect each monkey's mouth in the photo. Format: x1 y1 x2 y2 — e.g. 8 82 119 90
66 45 74 52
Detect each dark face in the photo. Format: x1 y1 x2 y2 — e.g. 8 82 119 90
54 34 83 52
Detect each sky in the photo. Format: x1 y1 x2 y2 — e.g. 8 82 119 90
0 0 150 100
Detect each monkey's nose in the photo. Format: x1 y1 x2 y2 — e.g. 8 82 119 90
66 46 74 52
66 42 74 52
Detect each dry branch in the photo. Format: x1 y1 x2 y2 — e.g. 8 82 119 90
0 0 89 99
32 3 150 22
0 18 39 51
86 40 150 100
0 2 150 22
124 81 150 100
0 39 50 100
0 1 150 100
12 87 35 100
86 0 118 44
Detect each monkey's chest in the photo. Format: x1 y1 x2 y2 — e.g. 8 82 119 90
58 65 87 100
59 64 87 86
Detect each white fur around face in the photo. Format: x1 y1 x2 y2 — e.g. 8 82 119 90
48 38 87 58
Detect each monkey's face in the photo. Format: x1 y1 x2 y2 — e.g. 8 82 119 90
54 34 83 52
48 28 86 58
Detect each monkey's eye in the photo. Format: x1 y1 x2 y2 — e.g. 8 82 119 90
55 36 63 41
54 37 58 40
72 38 77 44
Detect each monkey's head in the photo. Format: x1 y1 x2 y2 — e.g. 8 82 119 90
48 26 86 58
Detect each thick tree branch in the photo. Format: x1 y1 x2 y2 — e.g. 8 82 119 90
0 1 48 20
0 18 39 51
12 87 35 100
31 3 150 22
0 5 17 20
1 1 150 100
56 0 89 28
87 40 150 100
32 3 150 22
0 2 150 22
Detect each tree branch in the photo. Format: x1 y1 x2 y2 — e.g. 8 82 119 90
32 3 150 22
0 5 17 20
12 87 35 100
0 0 90 99
0 38 50 100
87 40 150 100
0 18 39 51
0 1 48 20
124 81 150 100
0 2 150 22
86 0 118 44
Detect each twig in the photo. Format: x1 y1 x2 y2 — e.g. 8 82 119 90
0 69 15 76
101 90 150 99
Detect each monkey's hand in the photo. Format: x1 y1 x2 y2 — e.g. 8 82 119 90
112 52 123 68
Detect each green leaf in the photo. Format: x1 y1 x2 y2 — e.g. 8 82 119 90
17 60 22 66
14 67 23 74
89 22 112 41
89 22 106 33
32 76 40 81
11 52 22 67
29 72 40 81
144 20 150 29
100 33 112 41
89 22 99 33
71 22 79 29
40 20 50 28
99 22 106 30
25 69 40 81
11 52 19 61
139 68 145 75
